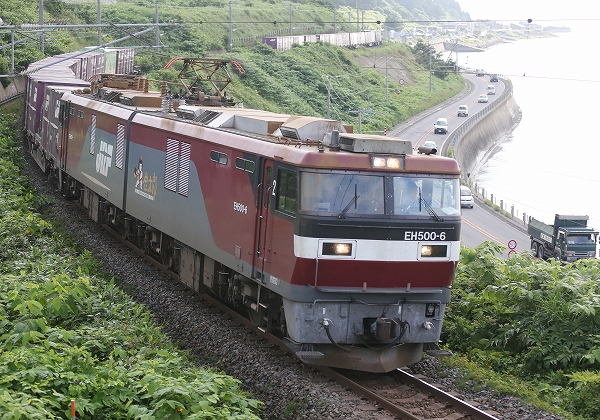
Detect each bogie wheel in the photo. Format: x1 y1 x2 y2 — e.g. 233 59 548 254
248 306 264 327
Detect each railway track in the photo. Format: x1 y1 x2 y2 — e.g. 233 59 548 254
101 221 500 420
0 92 24 107
321 367 501 420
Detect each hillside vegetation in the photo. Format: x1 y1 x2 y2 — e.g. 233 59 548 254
6 2 600 420
1 0 465 131
0 108 262 419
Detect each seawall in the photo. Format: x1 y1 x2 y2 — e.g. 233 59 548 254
445 78 522 178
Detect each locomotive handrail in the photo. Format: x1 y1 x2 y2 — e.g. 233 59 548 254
260 184 274 278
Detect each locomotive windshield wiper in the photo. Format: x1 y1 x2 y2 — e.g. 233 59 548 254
338 183 360 219
338 194 360 219
419 189 443 222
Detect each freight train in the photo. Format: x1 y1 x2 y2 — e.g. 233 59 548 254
23 50 461 373
263 30 382 51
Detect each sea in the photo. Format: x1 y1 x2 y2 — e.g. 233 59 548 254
446 23 600 229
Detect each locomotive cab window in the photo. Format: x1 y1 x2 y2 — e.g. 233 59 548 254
300 172 384 215
392 176 460 216
276 168 297 215
299 172 460 217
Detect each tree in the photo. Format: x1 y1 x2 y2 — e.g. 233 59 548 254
410 41 455 80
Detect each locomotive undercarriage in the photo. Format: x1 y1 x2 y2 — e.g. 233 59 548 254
178 245 286 336
65 180 287 337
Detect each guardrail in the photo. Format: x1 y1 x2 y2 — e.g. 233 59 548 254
441 76 534 227
441 75 514 161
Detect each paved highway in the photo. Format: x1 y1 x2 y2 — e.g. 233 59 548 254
460 201 531 258
392 72 531 257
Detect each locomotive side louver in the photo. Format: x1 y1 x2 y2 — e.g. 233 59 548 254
175 105 205 121
279 126 300 140
195 110 221 124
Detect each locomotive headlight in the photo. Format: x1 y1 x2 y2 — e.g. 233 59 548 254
334 243 352 255
322 242 353 256
371 156 401 169
420 244 448 258
386 157 401 168
372 157 387 167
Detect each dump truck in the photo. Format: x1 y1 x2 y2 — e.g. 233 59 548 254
528 214 598 262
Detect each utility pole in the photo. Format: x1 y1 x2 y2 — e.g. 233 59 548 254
97 0 102 45
349 109 371 134
333 6 337 34
229 1 233 52
10 29 15 73
385 57 389 103
429 37 432 92
289 3 292 36
361 10 364 31
39 0 44 53
455 38 458 74
327 76 331 119
155 3 160 50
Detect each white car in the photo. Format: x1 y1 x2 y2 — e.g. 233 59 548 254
460 185 474 208
487 85 496 95
433 118 448 134
478 94 489 103
457 105 469 117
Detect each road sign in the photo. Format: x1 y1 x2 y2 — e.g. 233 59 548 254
399 79 405 85
508 239 517 250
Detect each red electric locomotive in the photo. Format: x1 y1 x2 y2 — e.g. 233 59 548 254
28 61 461 372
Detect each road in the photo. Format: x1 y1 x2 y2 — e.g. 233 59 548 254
460 202 531 258
394 72 505 152
393 73 531 257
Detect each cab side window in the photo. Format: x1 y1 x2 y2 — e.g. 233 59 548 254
276 168 297 215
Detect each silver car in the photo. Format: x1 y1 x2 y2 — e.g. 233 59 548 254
460 185 474 208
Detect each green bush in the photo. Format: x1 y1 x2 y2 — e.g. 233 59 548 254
443 241 600 418
0 110 262 419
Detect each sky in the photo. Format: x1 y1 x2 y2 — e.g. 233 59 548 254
457 0 600 25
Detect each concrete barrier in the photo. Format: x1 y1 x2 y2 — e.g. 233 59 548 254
0 75 25 105
443 77 522 178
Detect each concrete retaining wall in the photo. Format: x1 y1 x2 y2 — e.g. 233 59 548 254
0 75 25 104
444 79 522 178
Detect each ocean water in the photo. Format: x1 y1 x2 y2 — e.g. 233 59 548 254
452 24 600 229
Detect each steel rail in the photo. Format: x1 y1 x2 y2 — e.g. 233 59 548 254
395 368 500 420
